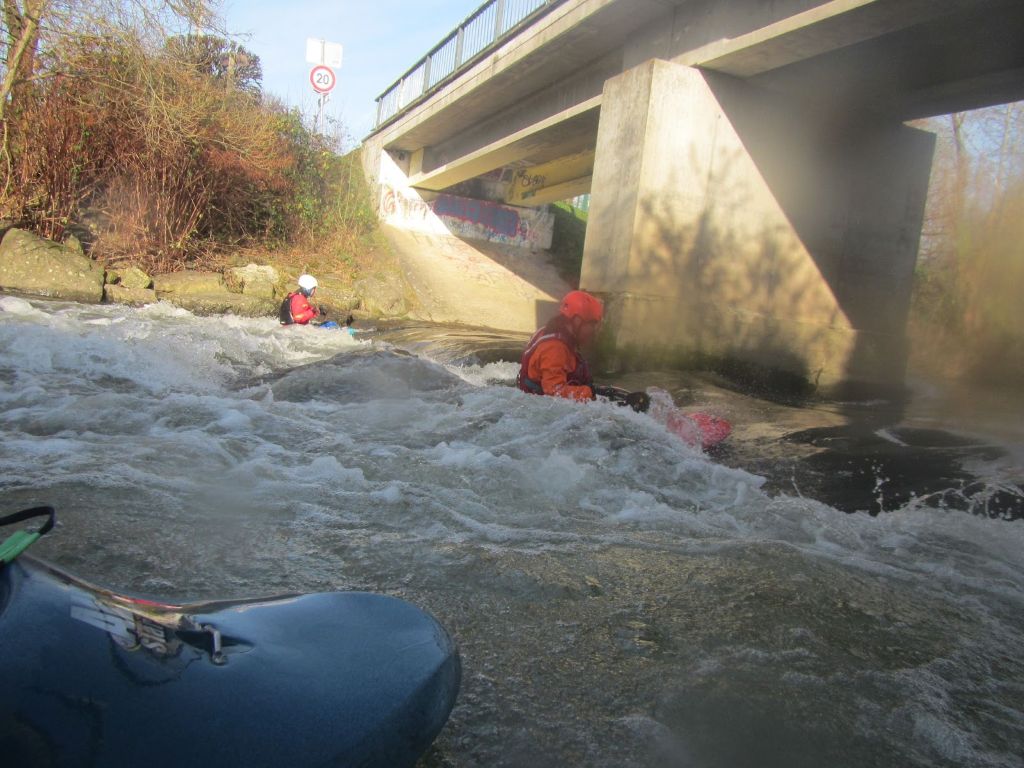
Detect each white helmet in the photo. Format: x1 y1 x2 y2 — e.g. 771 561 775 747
297 274 318 295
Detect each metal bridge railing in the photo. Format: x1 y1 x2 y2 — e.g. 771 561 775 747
373 0 560 131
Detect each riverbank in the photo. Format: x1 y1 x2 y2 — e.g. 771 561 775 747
0 225 409 323
0 222 572 334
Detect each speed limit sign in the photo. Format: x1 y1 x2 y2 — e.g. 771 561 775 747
310 65 336 94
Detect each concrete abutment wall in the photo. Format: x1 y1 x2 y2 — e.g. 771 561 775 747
581 59 935 394
360 142 571 332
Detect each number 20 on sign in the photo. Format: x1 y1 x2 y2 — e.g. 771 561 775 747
310 65 336 94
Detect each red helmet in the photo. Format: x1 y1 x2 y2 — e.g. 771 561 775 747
559 290 603 323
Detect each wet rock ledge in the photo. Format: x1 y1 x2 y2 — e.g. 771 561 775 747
0 227 369 318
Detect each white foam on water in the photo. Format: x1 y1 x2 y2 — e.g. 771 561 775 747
447 359 520 387
3 299 1023 588
3 297 1023 765
0 296 44 316
875 427 910 446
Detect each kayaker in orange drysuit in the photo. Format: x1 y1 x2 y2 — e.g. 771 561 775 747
517 290 649 411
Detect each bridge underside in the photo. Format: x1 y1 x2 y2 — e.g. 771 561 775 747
364 0 1023 392
378 0 1024 211
583 60 934 394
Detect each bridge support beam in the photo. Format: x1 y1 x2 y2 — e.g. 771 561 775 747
582 59 935 395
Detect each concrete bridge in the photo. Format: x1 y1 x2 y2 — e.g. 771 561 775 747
361 0 1024 394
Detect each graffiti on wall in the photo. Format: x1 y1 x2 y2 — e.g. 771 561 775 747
514 169 547 191
380 185 553 249
433 195 521 238
380 185 433 223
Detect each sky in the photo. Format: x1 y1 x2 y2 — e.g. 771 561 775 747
221 0 480 147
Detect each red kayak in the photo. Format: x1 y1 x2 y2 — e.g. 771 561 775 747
645 387 732 450
595 386 732 450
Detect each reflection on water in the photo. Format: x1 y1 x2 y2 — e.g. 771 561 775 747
2 297 1023 768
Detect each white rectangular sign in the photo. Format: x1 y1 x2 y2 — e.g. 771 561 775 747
306 38 343 68
305 38 320 65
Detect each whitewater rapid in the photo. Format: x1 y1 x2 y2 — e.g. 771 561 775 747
2 295 1022 768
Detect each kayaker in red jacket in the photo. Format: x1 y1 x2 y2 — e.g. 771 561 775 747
279 274 322 325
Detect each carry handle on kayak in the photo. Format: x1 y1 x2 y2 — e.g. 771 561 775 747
0 505 56 565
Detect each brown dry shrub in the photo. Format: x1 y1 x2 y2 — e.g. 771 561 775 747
5 36 304 270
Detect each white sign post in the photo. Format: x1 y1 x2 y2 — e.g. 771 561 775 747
306 38 343 134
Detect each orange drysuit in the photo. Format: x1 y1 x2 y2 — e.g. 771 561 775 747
517 328 593 401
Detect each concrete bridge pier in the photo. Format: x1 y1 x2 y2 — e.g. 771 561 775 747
582 59 936 395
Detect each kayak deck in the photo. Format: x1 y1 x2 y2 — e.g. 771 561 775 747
0 555 460 767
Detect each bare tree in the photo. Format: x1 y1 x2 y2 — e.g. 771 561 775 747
1 0 217 112
0 0 46 121
911 102 1024 381
0 0 217 197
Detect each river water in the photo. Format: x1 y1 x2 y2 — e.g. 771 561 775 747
2 296 1023 768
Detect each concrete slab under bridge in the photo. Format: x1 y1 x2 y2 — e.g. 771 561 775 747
382 225 571 334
